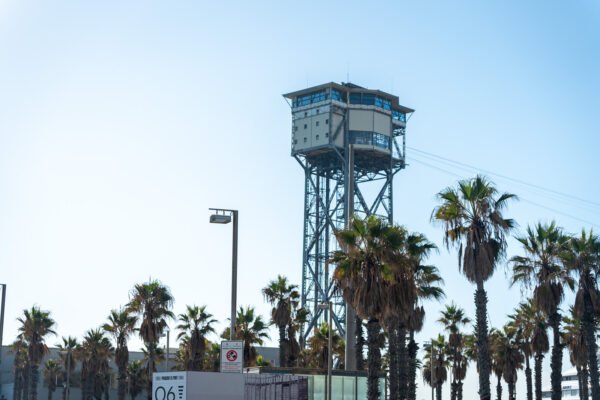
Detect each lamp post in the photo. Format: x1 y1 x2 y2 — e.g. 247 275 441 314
0 284 5 397
209 208 238 341
318 302 333 400
164 326 170 371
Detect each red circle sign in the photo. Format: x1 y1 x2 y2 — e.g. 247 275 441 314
226 349 238 362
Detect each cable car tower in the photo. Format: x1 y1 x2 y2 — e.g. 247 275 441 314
283 82 413 357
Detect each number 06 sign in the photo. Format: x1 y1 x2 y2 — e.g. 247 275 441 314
153 372 186 400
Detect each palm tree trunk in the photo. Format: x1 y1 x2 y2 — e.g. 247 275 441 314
387 320 399 400
496 374 502 400
475 283 492 400
525 355 533 400
356 316 365 371
12 370 20 400
48 388 53 400
508 379 515 400
582 288 600 400
398 324 408 400
581 365 590 400
549 312 563 400
278 325 287 368
535 353 543 400
366 317 382 400
450 381 457 400
30 364 39 400
23 366 30 400
407 332 418 400
118 365 127 400
458 380 464 400
436 383 442 400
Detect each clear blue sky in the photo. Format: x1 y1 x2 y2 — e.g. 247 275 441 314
1 1 599 398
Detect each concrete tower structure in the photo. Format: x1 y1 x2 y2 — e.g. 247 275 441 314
283 82 413 366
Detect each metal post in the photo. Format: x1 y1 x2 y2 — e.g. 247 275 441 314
166 329 170 371
66 350 71 400
0 284 5 397
344 145 357 371
231 210 238 340
327 302 333 400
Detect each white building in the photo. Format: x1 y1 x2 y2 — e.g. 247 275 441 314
542 368 588 399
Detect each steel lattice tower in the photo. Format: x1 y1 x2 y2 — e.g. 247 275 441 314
284 82 413 354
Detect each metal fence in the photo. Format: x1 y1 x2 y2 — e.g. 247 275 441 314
244 374 309 400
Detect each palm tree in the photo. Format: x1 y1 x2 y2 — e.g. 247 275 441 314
78 328 114 400
438 304 470 400
407 261 444 400
224 306 270 367
126 280 174 400
564 229 600 400
304 322 344 369
103 308 138 400
203 342 220 372
287 307 308 368
43 359 62 400
126 360 146 400
489 330 503 400
511 221 574 400
332 215 408 400
432 175 516 400
11 337 29 400
423 335 449 400
56 336 78 400
262 275 299 368
490 326 524 400
176 305 217 371
18 306 57 400
562 309 589 400
508 302 534 400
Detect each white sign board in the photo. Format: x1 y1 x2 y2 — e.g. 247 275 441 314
153 372 186 400
220 340 244 373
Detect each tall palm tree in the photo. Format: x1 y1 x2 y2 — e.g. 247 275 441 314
423 335 449 400
126 280 174 400
562 309 589 400
43 359 62 400
287 307 308 368
332 215 408 400
126 360 146 400
77 328 114 400
511 221 573 400
564 229 600 400
176 305 217 371
262 275 299 368
103 309 138 400
490 326 524 400
237 306 269 367
408 262 445 400
18 306 56 400
508 301 535 400
432 175 516 400
489 330 503 400
56 336 78 400
11 337 29 400
438 304 470 400
305 322 345 369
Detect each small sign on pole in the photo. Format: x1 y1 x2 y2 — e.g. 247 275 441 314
153 372 186 400
220 340 244 373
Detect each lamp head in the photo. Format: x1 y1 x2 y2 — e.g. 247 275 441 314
210 214 232 224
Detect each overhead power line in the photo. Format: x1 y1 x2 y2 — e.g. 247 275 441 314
405 153 600 230
407 146 600 209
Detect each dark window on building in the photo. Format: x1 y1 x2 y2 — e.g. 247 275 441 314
326 119 329 124
316 121 319 127
316 135 319 140
303 137 307 143
304 124 307 129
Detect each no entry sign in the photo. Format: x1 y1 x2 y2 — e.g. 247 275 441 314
220 340 244 373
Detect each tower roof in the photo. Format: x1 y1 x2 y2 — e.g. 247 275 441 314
283 82 414 114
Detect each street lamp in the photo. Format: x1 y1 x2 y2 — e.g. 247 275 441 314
318 302 333 400
163 326 171 371
209 208 238 341
0 284 5 397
